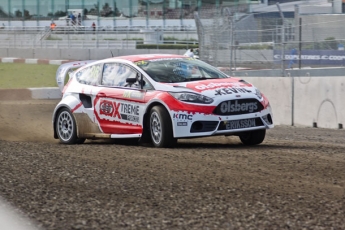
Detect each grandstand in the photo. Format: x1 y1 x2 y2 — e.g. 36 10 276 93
0 0 345 71
0 0 299 29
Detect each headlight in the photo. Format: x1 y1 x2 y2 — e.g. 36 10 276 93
255 88 262 99
169 92 214 104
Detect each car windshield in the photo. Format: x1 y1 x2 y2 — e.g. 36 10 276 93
135 57 228 83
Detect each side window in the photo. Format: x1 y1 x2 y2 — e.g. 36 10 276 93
76 64 102 86
141 76 154 90
102 63 137 87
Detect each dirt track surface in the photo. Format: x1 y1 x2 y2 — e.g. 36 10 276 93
1 99 345 229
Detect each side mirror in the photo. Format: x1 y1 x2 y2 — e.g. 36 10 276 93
125 74 146 89
125 76 137 84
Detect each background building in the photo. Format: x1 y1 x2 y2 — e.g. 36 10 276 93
0 0 302 28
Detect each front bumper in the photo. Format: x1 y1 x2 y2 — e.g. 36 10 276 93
171 106 273 138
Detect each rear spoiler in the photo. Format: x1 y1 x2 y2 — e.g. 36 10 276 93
56 60 97 92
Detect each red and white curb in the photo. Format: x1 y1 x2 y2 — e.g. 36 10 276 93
0 57 71 100
0 57 74 65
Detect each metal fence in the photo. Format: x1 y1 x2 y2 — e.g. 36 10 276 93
0 38 137 49
194 4 345 74
0 25 198 49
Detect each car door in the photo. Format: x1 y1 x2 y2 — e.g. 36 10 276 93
94 62 148 135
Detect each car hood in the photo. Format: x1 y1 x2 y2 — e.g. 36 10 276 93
156 78 258 99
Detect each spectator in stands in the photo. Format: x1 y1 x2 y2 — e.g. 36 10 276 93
66 13 70 26
92 22 96 34
78 13 82 26
71 14 76 25
50 21 56 31
69 13 74 25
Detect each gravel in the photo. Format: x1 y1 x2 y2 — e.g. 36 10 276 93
0 100 345 229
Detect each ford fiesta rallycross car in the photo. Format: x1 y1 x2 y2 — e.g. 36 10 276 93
53 54 273 147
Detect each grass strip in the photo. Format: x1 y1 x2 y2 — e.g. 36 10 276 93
0 63 59 89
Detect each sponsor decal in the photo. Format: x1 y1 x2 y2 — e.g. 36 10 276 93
135 58 184 66
99 99 140 122
177 122 188 126
134 60 149 67
100 100 120 118
173 113 193 120
195 82 235 90
123 91 144 99
273 50 345 65
121 103 139 115
120 114 139 122
149 57 184 62
220 100 258 114
224 119 256 130
215 87 252 96
274 54 345 61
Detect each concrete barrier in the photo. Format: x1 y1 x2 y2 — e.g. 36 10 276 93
241 75 345 129
0 88 61 100
29 87 62 99
8 48 34 58
294 77 345 129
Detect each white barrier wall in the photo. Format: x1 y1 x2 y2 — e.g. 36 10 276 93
241 76 345 129
294 77 345 129
242 77 292 126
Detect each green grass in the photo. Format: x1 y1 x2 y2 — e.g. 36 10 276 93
0 63 59 89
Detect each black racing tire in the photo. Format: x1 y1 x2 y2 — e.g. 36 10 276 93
149 105 176 148
55 108 85 144
239 129 266 146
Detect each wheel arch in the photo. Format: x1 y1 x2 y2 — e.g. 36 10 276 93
142 101 175 138
53 96 83 139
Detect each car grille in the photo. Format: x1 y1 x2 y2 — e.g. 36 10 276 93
213 98 264 116
190 121 219 133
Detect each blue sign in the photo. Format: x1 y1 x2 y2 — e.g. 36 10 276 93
273 50 345 66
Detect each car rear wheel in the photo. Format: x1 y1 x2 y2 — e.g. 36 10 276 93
239 129 266 145
149 106 176 148
56 108 85 144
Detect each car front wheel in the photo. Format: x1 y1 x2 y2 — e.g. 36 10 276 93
239 129 266 145
56 108 85 144
149 106 176 148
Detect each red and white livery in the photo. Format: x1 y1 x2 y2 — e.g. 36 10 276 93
53 54 273 147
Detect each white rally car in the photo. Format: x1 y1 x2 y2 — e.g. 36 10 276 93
53 54 273 147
